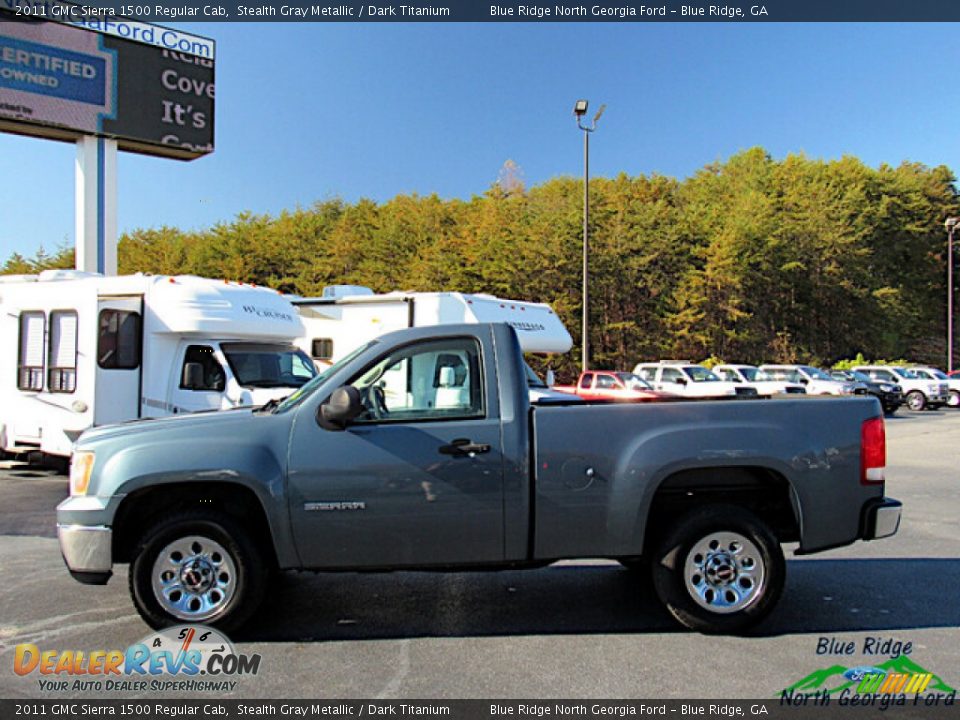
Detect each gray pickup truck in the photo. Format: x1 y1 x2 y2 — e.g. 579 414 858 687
58 323 901 634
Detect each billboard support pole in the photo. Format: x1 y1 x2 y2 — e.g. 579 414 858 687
75 136 118 276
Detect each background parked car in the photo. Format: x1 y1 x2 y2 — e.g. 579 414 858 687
909 366 960 409
828 369 903 415
759 364 865 396
713 364 806 397
553 370 664 402
852 365 948 411
633 361 758 398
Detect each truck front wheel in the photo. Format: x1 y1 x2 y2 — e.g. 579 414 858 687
129 511 267 632
651 505 785 634
906 390 926 411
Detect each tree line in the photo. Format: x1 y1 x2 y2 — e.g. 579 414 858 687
4 147 957 380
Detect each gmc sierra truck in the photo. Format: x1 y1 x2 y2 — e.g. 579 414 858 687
57 323 901 634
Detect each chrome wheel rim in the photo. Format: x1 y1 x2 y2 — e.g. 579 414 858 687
907 392 924 411
948 392 960 408
684 531 765 614
151 535 236 621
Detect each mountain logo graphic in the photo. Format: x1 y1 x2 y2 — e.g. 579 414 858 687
781 655 956 696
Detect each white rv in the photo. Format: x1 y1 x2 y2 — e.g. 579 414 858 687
294 286 573 361
0 271 316 458
292 286 573 401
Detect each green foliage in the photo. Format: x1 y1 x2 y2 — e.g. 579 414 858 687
832 353 911 370
5 149 957 373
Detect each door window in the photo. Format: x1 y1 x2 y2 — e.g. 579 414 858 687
180 345 226 391
579 373 594 389
97 310 141 369
595 374 617 389
661 367 684 383
348 338 483 423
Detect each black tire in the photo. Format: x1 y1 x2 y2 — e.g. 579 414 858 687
906 390 926 412
129 511 268 633
883 404 898 416
651 505 785 634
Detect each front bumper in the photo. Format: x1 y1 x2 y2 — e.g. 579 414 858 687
862 498 902 541
58 524 113 585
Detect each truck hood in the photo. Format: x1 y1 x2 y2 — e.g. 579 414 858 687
76 407 259 449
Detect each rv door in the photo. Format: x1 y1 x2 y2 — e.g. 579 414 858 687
94 297 143 426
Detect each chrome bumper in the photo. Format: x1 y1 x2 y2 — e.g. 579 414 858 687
58 524 113 582
863 498 902 540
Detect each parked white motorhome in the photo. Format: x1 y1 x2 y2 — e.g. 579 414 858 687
294 286 573 361
292 286 573 401
0 271 316 458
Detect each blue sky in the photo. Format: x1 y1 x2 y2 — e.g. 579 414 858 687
2 22 959 260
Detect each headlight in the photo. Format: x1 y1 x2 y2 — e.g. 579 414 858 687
880 384 894 392
70 452 95 496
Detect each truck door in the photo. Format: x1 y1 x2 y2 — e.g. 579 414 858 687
94 297 143 426
286 336 504 568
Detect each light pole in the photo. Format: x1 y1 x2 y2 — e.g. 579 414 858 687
573 99 605 372
946 217 959 373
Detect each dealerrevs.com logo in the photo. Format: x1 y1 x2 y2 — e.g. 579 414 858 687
14 625 261 693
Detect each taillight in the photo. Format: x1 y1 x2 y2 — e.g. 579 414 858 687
861 416 886 485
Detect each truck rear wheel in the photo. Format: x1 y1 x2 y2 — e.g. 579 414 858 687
129 511 267 632
651 505 784 634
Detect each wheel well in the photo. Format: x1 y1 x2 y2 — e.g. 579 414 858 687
111 482 277 566
644 467 800 552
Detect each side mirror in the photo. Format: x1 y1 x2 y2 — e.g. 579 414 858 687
800 378 809 385
317 386 363 431
545 369 556 386
675 377 687 385
182 362 205 390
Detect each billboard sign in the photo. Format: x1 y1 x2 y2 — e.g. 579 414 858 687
0 6 215 159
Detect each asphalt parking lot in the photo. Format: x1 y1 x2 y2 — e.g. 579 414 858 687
1 409 958 699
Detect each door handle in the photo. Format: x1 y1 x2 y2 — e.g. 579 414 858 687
439 438 491 456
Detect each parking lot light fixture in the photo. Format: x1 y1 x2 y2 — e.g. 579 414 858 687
946 217 959 373
573 100 605 373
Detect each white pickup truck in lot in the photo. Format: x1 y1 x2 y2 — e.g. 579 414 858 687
853 365 949 411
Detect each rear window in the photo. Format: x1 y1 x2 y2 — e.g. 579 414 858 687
18 311 45 391
48 311 78 393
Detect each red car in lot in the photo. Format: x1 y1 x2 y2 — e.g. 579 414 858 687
553 370 665 402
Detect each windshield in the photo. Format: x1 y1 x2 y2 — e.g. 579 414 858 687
847 370 872 383
927 369 948 379
739 367 762 382
616 372 653 390
273 340 377 413
221 343 317 389
685 366 720 382
892 367 918 379
524 363 548 389
800 366 833 381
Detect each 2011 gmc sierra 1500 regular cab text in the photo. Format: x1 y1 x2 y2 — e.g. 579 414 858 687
57 323 902 634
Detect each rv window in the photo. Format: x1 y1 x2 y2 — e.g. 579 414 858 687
180 345 226 392
18 311 45 391
311 338 334 362
97 310 142 370
48 311 78 393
